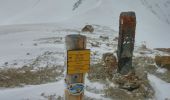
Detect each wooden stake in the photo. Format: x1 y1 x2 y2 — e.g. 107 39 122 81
117 12 136 75
65 34 86 100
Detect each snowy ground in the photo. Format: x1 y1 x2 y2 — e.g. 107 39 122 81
0 24 116 100
148 74 170 100
0 23 170 100
0 0 170 48
0 0 170 100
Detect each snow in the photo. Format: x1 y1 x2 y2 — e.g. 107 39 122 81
0 80 65 100
0 76 107 100
0 24 115 99
0 0 170 48
148 74 170 100
156 68 167 74
155 64 168 74
0 0 75 25
0 25 66 67
85 75 104 90
85 91 111 100
0 0 170 99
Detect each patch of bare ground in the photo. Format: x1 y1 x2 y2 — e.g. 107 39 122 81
155 48 170 53
134 56 170 83
41 93 64 100
0 66 63 87
87 56 155 100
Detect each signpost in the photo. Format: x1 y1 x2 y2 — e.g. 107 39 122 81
67 50 90 74
65 34 90 100
117 12 136 75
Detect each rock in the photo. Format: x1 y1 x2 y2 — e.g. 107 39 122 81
33 43 38 46
90 42 100 47
113 72 140 91
56 96 64 100
105 84 154 100
13 63 18 65
102 53 118 80
155 56 170 70
26 53 30 55
113 37 118 41
4 62 8 66
120 81 140 91
81 25 94 33
102 53 117 71
41 93 45 96
106 43 110 47
112 72 154 99
99 36 109 41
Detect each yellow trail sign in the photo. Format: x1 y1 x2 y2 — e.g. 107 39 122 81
67 49 90 74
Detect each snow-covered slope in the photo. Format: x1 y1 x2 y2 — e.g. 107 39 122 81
0 0 170 48
141 0 170 25
0 0 75 24
68 0 170 48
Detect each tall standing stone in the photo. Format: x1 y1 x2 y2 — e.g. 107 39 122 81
117 12 136 75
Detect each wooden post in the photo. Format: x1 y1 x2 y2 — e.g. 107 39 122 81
117 12 136 75
65 34 87 100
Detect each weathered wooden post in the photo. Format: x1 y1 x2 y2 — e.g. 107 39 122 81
117 12 136 75
65 34 90 100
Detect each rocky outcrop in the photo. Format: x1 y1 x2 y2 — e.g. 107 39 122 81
155 56 170 70
102 53 117 71
81 25 94 33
